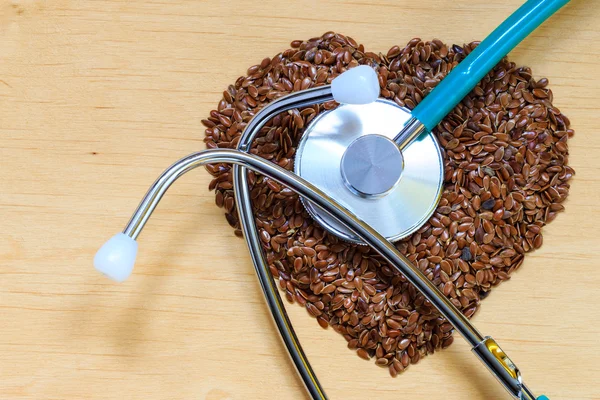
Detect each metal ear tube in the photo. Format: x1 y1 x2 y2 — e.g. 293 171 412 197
96 147 539 399
231 88 531 400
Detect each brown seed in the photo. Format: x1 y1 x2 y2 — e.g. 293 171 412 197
475 270 485 285
376 358 389 366
443 282 454 296
442 336 454 349
399 338 411 350
317 316 329 329
357 348 370 360
465 274 476 285
533 234 543 249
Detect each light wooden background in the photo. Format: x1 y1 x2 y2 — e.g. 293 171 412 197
1 0 599 399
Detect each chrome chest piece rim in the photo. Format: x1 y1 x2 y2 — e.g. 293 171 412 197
294 99 445 244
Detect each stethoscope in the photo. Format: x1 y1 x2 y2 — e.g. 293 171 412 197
93 1 571 399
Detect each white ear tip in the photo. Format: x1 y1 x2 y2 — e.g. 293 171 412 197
94 233 138 283
331 65 380 105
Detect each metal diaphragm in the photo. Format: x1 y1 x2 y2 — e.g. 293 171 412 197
294 99 444 244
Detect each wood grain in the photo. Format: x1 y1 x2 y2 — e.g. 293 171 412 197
1 0 599 399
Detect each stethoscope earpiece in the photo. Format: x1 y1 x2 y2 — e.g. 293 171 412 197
330 65 380 104
94 233 138 282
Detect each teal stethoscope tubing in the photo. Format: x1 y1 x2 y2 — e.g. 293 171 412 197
412 1 570 398
412 0 571 132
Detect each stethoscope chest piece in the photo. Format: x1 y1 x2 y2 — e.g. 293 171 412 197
295 99 444 243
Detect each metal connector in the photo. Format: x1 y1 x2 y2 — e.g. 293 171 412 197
472 337 536 400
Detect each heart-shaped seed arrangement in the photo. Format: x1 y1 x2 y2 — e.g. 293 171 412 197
202 32 574 377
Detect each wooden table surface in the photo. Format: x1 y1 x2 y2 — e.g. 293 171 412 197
1 1 599 399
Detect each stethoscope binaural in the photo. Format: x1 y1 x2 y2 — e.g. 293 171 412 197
93 1 571 399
